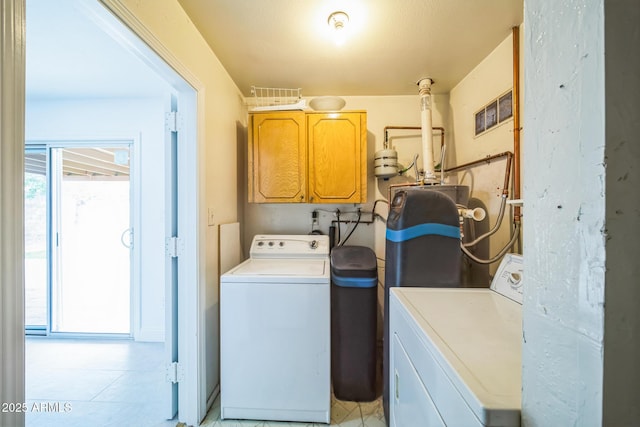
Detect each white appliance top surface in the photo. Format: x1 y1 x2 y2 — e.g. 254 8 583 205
392 287 522 419
249 234 330 259
221 258 329 283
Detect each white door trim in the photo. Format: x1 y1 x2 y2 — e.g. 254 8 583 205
93 1 205 424
0 0 26 426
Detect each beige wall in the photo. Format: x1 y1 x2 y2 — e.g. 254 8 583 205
449 29 522 275
449 33 517 165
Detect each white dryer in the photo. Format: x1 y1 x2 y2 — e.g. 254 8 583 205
220 234 331 424
389 254 524 427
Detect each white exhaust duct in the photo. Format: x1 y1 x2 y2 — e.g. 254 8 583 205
418 78 437 182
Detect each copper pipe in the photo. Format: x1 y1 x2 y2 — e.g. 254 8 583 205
503 153 513 197
434 126 445 148
444 151 513 197
383 126 445 149
387 151 513 203
512 26 522 223
444 151 511 172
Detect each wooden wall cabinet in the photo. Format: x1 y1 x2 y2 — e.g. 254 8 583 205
248 112 307 203
248 111 367 204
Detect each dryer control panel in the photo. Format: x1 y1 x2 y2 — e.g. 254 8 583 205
250 234 330 259
490 253 523 304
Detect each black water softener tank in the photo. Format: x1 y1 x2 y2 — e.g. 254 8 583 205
330 246 378 402
382 188 462 424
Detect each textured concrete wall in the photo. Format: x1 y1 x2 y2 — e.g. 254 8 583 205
522 0 606 425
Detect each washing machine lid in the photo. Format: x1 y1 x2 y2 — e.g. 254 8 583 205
392 287 522 425
221 258 329 283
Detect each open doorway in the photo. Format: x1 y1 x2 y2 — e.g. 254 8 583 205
23 0 198 425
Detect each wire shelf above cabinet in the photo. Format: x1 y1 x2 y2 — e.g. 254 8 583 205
247 86 306 111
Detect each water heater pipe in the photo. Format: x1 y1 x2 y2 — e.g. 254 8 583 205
381 125 445 182
383 126 445 150
462 222 521 265
417 78 437 182
444 151 513 198
385 149 510 204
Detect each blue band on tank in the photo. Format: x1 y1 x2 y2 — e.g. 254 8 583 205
332 276 377 288
386 223 460 242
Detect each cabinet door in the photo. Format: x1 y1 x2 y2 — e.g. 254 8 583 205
249 112 306 203
307 112 367 203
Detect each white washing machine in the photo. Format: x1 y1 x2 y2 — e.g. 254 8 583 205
220 234 331 424
389 254 523 427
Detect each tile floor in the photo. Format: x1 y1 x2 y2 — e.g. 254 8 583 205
199 394 386 427
25 337 176 427
25 337 386 427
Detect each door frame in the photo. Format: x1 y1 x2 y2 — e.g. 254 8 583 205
0 1 27 426
89 0 203 424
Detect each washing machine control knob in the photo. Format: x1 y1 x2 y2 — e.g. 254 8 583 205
508 272 521 286
268 241 274 247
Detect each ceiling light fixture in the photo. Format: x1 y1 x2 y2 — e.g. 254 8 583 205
327 11 349 45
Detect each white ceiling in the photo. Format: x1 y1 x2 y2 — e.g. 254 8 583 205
177 0 524 96
26 0 523 101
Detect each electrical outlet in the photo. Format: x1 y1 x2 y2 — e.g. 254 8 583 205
208 208 215 226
